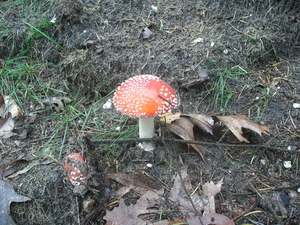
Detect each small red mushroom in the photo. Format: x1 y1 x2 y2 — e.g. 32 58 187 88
113 75 178 151
63 153 88 186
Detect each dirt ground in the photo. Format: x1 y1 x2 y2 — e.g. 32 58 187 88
1 0 300 224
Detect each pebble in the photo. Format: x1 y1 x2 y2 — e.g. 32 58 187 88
260 159 266 165
151 5 158 13
287 146 297 151
192 37 204 43
102 99 112 109
140 27 152 39
223 49 229 54
293 103 300 108
50 16 57 23
283 161 292 169
146 163 153 168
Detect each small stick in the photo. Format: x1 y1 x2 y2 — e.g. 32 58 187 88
90 137 299 154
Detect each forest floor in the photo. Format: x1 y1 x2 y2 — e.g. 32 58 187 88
0 0 300 224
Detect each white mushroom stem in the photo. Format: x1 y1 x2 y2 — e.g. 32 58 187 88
138 117 155 151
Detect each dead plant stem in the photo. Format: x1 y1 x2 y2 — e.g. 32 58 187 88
91 138 299 154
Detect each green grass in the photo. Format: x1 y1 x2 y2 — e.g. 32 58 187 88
23 20 63 54
206 65 252 112
0 0 138 163
0 56 56 108
44 105 138 160
0 0 55 19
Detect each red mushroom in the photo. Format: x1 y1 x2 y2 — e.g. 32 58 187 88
113 75 178 151
63 153 88 186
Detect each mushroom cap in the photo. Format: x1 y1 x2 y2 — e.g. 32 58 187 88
113 75 178 118
63 153 88 186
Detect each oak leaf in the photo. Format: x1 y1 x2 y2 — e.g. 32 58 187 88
0 96 23 119
166 117 205 161
162 113 270 159
168 167 234 225
104 190 160 225
214 115 270 143
0 95 23 138
0 180 31 225
0 113 14 138
106 172 164 197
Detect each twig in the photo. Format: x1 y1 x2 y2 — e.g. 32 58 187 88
91 138 299 154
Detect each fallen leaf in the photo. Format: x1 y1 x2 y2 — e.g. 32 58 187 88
107 172 164 197
163 113 270 160
168 167 203 224
168 167 234 225
0 180 31 225
160 112 181 124
42 97 72 111
104 190 160 225
0 96 24 138
202 213 235 225
184 114 214 135
0 113 15 138
214 115 270 143
166 117 194 141
0 96 23 118
0 95 4 114
166 116 205 161
202 178 223 214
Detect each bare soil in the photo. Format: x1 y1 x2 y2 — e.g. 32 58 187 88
1 0 300 224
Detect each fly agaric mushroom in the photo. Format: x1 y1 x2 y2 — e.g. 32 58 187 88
113 75 178 151
63 153 88 186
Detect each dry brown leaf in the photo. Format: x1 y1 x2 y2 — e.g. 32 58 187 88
0 96 4 115
0 180 31 225
184 114 214 135
166 117 205 161
0 96 23 118
4 97 22 118
202 178 223 214
166 117 194 141
160 112 181 124
163 113 270 160
0 96 24 138
106 173 164 197
0 113 15 138
104 190 160 225
202 213 235 225
168 167 203 224
214 115 270 143
168 168 234 225
42 97 72 111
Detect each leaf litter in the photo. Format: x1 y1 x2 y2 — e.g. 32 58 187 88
0 95 23 138
163 113 270 160
104 167 234 225
0 180 31 225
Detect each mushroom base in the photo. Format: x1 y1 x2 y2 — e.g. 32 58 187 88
138 117 155 151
